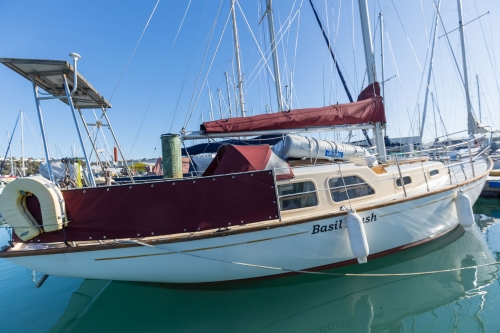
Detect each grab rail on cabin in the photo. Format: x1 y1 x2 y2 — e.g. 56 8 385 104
274 149 490 213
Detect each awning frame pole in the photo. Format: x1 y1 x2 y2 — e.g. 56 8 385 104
101 109 135 183
31 77 54 182
63 74 96 187
75 106 104 176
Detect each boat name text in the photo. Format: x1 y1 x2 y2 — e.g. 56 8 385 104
311 213 377 234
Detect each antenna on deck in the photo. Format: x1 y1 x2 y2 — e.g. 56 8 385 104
69 52 81 61
68 53 81 96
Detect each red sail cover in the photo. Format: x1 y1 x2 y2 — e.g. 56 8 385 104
202 83 385 134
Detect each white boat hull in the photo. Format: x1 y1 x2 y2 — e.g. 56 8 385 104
6 174 487 283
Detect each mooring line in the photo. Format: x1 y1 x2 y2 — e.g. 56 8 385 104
119 239 500 277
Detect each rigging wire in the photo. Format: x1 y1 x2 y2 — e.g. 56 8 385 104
24 112 44 156
386 32 413 134
241 3 303 96
390 0 422 72
182 4 227 128
0 114 20 172
183 5 232 130
419 0 430 50
434 0 475 119
321 0 326 106
92 109 114 165
280 0 300 110
122 238 500 278
291 0 303 109
413 9 439 141
127 0 193 159
256 1 265 113
333 0 342 105
107 0 161 106
466 41 493 124
432 93 450 140
276 5 288 109
149 0 213 158
473 0 500 110
347 0 358 94
309 0 353 103
261 1 274 112
236 2 274 80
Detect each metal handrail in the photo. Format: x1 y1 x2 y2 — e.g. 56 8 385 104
274 154 488 208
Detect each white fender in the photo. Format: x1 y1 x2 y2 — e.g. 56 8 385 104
346 209 369 263
456 192 475 231
0 176 66 241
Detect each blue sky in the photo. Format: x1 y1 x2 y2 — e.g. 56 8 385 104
1 0 500 160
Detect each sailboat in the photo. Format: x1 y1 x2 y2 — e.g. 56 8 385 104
0 0 493 284
43 224 497 333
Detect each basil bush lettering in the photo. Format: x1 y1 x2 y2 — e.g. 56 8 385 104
311 213 377 234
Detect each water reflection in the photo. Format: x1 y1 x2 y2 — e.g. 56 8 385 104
474 198 500 220
47 223 498 333
474 198 500 264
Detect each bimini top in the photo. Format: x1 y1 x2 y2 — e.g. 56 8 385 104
0 57 111 109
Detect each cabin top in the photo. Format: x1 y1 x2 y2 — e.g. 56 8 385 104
276 159 448 221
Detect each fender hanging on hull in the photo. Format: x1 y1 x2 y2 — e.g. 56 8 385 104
346 209 370 263
455 192 475 231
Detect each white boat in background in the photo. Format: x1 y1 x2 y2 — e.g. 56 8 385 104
0 176 16 196
0 0 494 284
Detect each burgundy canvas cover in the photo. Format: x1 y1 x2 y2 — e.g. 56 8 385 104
22 170 278 243
201 83 385 134
203 145 293 180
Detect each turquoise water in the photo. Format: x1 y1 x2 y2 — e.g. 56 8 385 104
1 199 500 333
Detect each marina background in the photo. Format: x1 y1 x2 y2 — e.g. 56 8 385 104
1 0 500 160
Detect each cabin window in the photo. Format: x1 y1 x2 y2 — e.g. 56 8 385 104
278 181 318 211
429 169 439 177
329 176 374 202
396 176 412 187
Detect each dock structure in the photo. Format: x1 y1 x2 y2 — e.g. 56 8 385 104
480 174 500 198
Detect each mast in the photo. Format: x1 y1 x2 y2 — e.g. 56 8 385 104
380 12 387 139
358 0 387 162
230 0 246 117
20 109 25 176
208 88 214 121
457 0 475 138
7 131 14 175
477 74 481 122
265 0 284 111
224 72 233 117
358 1 377 83
420 0 441 143
217 88 223 119
380 12 385 99
432 93 438 138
